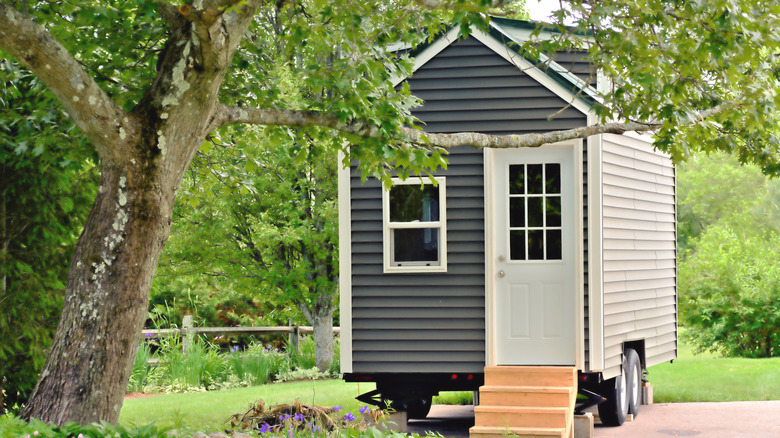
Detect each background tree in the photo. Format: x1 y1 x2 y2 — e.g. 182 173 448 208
159 124 339 371
677 152 780 357
3 0 780 425
0 59 97 414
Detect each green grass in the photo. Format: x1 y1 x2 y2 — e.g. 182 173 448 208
649 335 780 402
433 391 473 405
119 379 375 432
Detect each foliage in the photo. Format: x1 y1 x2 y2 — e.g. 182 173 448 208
547 1 780 175
147 277 293 332
432 392 473 406
287 337 341 377
126 336 340 394
678 219 780 358
0 416 174 438
0 59 97 413
677 153 780 358
676 152 780 252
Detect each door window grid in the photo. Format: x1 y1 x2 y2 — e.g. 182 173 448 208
508 163 562 261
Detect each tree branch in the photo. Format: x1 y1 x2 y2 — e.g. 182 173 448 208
216 102 735 150
0 3 136 161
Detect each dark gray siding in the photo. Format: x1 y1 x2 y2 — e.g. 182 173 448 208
350 36 588 373
549 50 595 85
350 147 485 372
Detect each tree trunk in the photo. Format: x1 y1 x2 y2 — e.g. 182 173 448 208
311 311 334 373
20 157 177 425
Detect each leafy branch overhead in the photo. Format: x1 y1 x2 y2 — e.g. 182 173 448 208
2 1 780 176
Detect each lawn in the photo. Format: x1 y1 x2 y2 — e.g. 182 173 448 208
119 379 376 432
648 336 780 402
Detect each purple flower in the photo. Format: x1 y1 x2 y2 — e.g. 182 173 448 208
259 423 271 434
281 414 291 421
344 412 356 422
231 345 240 353
332 405 343 412
293 413 304 422
145 332 152 338
312 425 321 433
359 405 370 414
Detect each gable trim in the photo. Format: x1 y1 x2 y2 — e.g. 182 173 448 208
392 25 592 116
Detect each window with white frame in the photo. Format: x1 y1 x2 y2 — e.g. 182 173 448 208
382 178 447 273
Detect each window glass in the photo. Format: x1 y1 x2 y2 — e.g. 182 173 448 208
393 228 439 262
390 185 439 222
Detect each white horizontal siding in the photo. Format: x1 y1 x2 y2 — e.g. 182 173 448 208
600 133 677 380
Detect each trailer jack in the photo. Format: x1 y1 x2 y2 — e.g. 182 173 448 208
356 389 388 409
575 388 606 415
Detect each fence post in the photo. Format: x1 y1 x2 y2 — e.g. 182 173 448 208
291 325 300 354
182 314 194 353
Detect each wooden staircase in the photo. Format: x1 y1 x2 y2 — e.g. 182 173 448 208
470 366 578 438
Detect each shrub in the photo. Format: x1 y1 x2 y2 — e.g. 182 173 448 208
0 415 172 438
228 344 287 386
679 221 780 358
127 343 154 393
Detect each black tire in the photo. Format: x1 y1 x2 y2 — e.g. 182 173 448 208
625 349 643 417
597 356 629 426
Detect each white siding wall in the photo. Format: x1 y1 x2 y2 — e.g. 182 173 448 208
601 133 677 378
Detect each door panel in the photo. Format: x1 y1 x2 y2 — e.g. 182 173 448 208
494 146 576 365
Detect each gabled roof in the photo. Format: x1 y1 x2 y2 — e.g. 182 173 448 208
392 18 599 115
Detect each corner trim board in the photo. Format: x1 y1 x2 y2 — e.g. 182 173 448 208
337 150 353 373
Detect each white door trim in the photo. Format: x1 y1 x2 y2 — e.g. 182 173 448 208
484 140 584 368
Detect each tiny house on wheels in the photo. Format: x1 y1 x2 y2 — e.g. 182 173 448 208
338 18 677 437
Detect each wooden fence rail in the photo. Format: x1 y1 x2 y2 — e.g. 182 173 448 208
141 315 340 353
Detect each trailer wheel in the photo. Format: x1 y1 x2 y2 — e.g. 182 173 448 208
626 349 642 417
597 356 629 426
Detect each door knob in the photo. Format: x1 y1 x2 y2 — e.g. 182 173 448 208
497 270 505 278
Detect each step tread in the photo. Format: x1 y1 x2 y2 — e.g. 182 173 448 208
475 405 570 414
480 385 572 393
470 425 565 437
484 366 576 374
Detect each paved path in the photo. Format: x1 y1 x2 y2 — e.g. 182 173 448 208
593 401 780 438
406 402 780 438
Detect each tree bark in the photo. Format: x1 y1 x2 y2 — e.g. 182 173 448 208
19 157 176 424
2 0 261 425
311 311 335 373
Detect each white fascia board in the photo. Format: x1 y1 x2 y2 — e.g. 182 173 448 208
391 25 462 88
537 52 601 102
493 19 600 102
469 29 591 115
337 150 353 373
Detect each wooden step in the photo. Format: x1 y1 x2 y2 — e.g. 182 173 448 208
479 385 572 408
470 425 565 438
474 406 569 429
483 366 577 387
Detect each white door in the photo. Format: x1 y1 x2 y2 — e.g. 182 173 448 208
493 146 576 365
